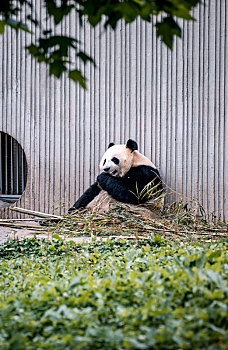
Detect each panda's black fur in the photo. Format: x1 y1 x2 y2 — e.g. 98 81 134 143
69 139 163 211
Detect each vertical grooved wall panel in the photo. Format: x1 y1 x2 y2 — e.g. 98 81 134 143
0 1 227 220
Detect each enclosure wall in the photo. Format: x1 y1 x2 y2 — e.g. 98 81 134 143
0 1 227 220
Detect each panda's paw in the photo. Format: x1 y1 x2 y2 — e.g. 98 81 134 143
68 206 85 213
97 173 109 188
68 206 76 213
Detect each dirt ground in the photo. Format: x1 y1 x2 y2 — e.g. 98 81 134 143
0 221 97 244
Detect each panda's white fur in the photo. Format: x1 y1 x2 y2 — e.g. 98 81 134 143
99 144 156 178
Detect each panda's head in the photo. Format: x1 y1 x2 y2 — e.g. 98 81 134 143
99 139 155 177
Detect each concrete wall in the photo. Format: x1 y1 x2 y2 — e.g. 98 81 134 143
0 1 227 220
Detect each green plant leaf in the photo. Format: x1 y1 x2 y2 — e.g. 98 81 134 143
49 60 67 78
45 1 74 25
0 20 6 34
156 16 182 49
77 52 95 65
0 238 227 349
69 69 86 89
6 18 31 33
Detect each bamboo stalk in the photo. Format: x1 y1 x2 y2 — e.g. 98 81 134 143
200 228 228 232
10 207 62 219
0 218 59 222
0 222 44 231
146 226 228 236
193 232 228 237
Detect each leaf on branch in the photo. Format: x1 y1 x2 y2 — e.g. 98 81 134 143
167 0 199 20
69 69 86 89
38 36 78 56
86 13 103 27
6 18 31 33
26 44 40 56
77 52 95 66
26 44 46 63
45 1 74 25
115 2 140 23
0 20 6 34
79 2 105 27
49 60 67 78
104 12 122 29
156 16 181 49
139 3 153 22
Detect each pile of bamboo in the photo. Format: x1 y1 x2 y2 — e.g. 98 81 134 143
0 205 227 242
50 204 228 242
0 207 62 231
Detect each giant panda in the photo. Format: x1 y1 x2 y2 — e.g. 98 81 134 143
69 139 163 215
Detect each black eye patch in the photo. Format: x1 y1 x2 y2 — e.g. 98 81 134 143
112 157 119 165
103 159 106 166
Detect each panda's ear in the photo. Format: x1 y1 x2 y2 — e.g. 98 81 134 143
108 142 115 149
126 139 138 152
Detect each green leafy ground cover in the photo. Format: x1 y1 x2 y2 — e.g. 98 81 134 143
0 237 227 350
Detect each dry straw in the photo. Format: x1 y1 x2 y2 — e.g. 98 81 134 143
4 182 228 242
49 189 227 242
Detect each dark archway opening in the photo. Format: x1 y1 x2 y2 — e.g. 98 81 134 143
0 132 28 208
